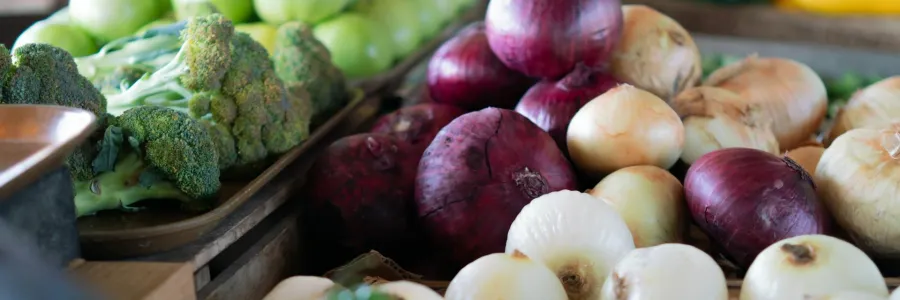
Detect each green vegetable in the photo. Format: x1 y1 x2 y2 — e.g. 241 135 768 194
13 21 98 57
235 22 279 54
313 14 395 79
45 7 72 24
69 0 167 42
412 0 445 39
273 22 349 126
73 106 221 217
173 0 255 24
0 43 107 181
252 0 353 25
135 17 179 36
104 14 313 170
352 0 423 58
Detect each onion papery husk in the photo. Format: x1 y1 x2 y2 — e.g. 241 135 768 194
705 55 828 151
816 122 900 259
673 86 780 165
610 5 702 103
827 76 900 146
785 143 825 176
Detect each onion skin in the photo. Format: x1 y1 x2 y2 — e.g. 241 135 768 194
827 76 900 145
588 165 686 248
444 252 569 300
567 84 685 178
685 148 831 268
610 5 702 102
673 86 780 165
374 281 444 300
600 244 729 300
485 0 623 79
741 235 888 300
370 103 467 155
705 56 828 150
506 190 635 300
415 108 578 271
515 64 620 154
427 22 534 111
815 123 900 258
786 145 825 176
262 276 338 300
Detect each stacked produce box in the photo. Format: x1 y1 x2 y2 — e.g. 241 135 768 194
268 0 900 299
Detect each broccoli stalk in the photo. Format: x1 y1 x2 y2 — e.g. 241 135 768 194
74 21 188 83
104 45 199 116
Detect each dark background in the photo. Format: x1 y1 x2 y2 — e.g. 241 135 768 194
0 0 66 47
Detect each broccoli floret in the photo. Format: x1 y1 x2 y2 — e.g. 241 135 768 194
273 22 349 126
0 43 108 180
105 14 312 171
74 106 221 217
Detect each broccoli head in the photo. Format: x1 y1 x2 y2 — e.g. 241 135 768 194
0 43 108 180
273 21 349 126
104 14 312 171
74 106 221 217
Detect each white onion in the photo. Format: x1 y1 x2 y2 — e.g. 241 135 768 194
599 243 728 300
740 234 888 299
587 165 685 248
444 251 568 300
505 190 635 300
892 287 900 300
805 291 888 300
374 281 443 300
262 276 338 300
672 86 780 164
828 76 900 145
815 123 900 257
567 84 685 178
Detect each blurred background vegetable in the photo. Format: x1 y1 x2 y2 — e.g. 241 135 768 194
172 0 254 23
352 0 423 59
69 0 167 42
13 20 97 57
312 14 394 79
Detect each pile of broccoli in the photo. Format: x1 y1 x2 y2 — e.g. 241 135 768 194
0 13 319 217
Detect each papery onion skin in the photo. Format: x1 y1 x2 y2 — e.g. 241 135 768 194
610 5 702 102
827 76 900 145
673 86 780 165
588 165 686 248
427 22 534 111
740 235 888 300
705 56 828 150
485 0 623 79
599 244 729 300
685 148 831 268
786 144 825 176
444 252 568 300
515 64 620 155
567 84 685 178
370 103 467 155
815 123 900 258
506 190 635 300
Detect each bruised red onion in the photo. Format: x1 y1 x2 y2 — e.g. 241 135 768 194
415 108 578 271
370 103 467 155
515 64 619 154
427 22 534 111
485 0 623 79
684 148 831 268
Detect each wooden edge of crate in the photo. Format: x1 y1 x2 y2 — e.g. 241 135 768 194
622 0 900 52
70 261 196 300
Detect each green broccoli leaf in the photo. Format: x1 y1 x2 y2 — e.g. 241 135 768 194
92 126 124 174
138 166 166 188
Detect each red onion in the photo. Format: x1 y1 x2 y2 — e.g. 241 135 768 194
684 148 831 268
485 0 623 79
370 103 467 155
514 64 619 154
427 22 534 111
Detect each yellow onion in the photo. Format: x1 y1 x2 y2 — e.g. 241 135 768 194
827 76 900 145
610 5 702 102
815 122 900 258
672 86 780 164
567 84 685 178
705 56 827 150
785 143 825 175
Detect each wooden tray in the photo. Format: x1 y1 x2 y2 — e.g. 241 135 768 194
349 1 487 96
78 89 366 259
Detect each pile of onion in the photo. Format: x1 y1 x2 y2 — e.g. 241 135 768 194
485 0 623 79
515 64 620 154
741 235 888 299
610 5 702 102
600 244 729 300
685 148 831 268
567 84 685 178
427 22 533 110
785 142 826 175
506 190 635 299
587 165 685 248
444 251 568 300
816 122 900 257
672 86 780 165
369 103 467 155
705 56 828 150
827 76 900 145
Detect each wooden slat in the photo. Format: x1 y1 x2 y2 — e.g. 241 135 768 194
71 261 196 300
